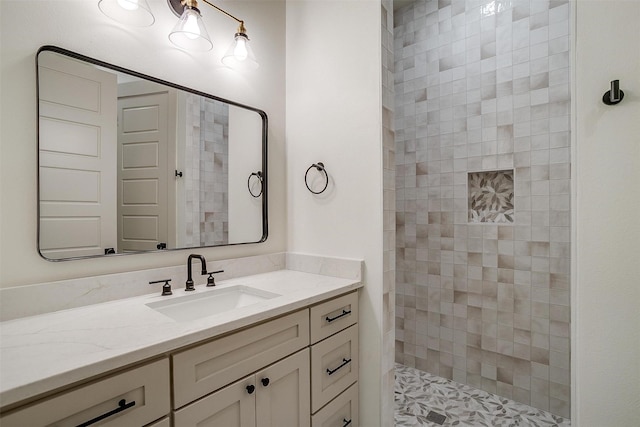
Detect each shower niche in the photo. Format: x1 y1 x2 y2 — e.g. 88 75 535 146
468 169 515 223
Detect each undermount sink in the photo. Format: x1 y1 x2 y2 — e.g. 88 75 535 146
146 285 280 322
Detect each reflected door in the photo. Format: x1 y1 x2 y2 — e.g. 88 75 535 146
117 86 172 252
38 51 117 258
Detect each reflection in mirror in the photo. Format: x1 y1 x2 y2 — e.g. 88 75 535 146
37 46 267 261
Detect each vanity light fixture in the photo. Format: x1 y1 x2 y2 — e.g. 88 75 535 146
168 0 213 51
98 0 259 69
220 20 259 70
98 0 155 27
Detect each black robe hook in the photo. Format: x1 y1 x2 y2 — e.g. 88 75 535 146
603 80 624 105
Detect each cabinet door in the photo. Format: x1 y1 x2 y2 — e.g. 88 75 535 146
173 375 256 427
256 348 310 427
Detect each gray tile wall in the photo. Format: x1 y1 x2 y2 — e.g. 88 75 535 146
199 98 229 246
382 0 397 422
393 0 571 418
184 95 229 246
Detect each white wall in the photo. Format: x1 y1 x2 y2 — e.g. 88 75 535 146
573 1 640 425
228 106 263 242
286 1 389 425
0 0 285 287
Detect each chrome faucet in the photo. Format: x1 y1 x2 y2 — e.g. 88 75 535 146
185 254 208 291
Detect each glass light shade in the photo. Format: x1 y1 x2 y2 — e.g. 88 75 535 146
98 0 155 27
168 7 213 52
221 34 259 70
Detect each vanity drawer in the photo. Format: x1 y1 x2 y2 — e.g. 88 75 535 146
0 358 170 427
311 324 358 412
310 291 358 344
146 416 170 427
311 382 358 427
172 309 310 408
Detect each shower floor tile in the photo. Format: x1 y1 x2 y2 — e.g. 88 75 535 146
395 364 571 427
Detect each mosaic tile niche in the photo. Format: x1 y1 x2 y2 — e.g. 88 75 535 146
394 0 572 419
468 169 514 223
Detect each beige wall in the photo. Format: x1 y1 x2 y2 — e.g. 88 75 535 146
573 0 640 425
0 0 286 287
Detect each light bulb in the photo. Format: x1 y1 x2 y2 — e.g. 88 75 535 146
183 11 201 40
168 6 211 51
233 36 248 61
99 0 154 26
222 31 258 70
117 0 139 11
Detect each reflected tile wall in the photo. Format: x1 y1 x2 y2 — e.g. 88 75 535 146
393 0 571 418
184 96 229 246
199 98 229 246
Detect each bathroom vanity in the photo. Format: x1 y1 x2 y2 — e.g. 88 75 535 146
0 262 362 426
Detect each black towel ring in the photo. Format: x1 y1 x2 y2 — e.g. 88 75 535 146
248 171 263 198
305 162 328 195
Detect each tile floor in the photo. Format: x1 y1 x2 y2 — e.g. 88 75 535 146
395 364 571 427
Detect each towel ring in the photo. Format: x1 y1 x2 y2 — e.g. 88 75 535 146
305 162 328 195
248 171 263 198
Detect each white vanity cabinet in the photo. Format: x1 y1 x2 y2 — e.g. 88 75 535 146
147 416 171 427
309 292 359 427
0 358 170 427
172 309 310 409
174 348 310 427
171 291 359 427
171 309 310 426
0 290 360 427
311 383 358 427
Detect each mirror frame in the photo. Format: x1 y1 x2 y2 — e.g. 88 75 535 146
36 45 268 261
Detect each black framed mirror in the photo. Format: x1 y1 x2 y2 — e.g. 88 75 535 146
36 46 267 261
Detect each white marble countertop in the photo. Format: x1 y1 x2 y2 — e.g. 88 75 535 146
0 269 362 408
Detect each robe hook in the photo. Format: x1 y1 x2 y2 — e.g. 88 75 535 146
602 79 624 105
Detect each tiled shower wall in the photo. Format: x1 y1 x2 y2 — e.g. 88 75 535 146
381 0 396 422
184 96 229 246
394 0 571 418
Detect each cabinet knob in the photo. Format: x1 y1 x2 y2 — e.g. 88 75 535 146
261 377 270 387
246 384 255 394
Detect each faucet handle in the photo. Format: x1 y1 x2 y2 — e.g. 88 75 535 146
149 279 173 296
206 270 225 287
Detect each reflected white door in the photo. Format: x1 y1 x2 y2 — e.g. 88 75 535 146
38 51 117 258
117 84 173 252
